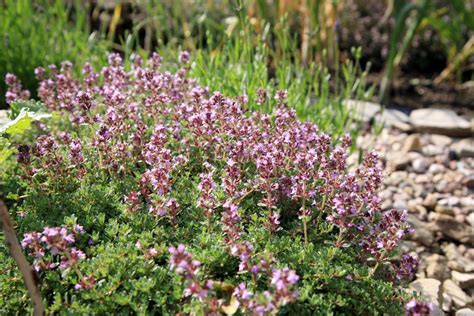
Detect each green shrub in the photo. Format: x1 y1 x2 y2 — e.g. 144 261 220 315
0 53 417 314
0 0 110 108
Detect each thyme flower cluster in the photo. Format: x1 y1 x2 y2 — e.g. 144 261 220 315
5 51 419 313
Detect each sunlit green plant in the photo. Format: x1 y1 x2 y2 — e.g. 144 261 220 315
0 0 110 108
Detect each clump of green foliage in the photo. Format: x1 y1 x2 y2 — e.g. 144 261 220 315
0 53 419 314
0 0 110 108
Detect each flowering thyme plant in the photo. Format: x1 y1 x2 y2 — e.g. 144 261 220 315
0 53 418 314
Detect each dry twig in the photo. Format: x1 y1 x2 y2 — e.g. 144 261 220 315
0 199 44 315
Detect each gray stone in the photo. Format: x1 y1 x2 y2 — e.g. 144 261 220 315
409 278 442 307
431 135 453 147
452 271 474 289
460 197 474 208
429 163 446 174
452 138 474 159
442 279 470 309
412 157 431 173
463 175 474 189
467 213 474 227
385 171 408 186
407 214 434 247
456 308 474 316
439 197 461 207
448 260 474 273
435 205 456 216
344 99 381 123
442 243 474 273
455 81 474 106
381 199 393 211
432 305 446 316
391 153 411 171
441 292 452 312
422 144 444 157
434 214 474 245
378 189 393 201
393 198 408 210
410 108 472 137
402 133 422 153
425 254 451 281
442 243 462 261
377 108 411 130
424 193 438 211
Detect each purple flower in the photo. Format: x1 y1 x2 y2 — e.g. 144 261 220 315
179 51 190 64
234 283 253 301
405 299 433 316
169 244 212 301
274 89 288 102
394 254 419 282
271 268 299 290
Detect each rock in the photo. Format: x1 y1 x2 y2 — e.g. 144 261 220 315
393 198 408 210
391 153 411 171
425 254 451 281
467 213 474 227
432 305 446 316
452 139 474 159
435 205 456 216
456 308 474 316
410 278 442 307
442 279 470 309
448 260 474 273
422 144 444 157
463 175 474 189
402 133 422 153
424 193 438 211
398 240 420 255
414 204 428 218
344 99 381 123
412 157 431 173
455 81 474 106
442 243 474 273
434 214 474 245
385 171 408 186
392 120 413 132
441 244 474 273
460 197 474 208
443 243 462 260
381 199 393 211
431 135 453 147
439 196 461 207
410 108 472 137
379 189 393 200
429 163 446 174
467 249 474 261
441 291 453 312
407 214 434 247
378 108 411 130
452 271 474 289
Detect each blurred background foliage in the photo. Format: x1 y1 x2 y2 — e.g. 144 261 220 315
1 0 473 112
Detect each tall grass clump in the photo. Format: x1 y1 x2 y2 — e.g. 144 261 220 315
0 0 110 108
0 53 424 314
188 22 371 138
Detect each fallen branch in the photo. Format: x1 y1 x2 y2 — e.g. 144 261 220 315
0 199 44 315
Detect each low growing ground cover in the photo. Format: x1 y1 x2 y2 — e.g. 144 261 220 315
1 53 424 314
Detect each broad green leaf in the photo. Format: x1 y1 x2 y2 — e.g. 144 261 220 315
9 99 47 118
0 147 15 164
0 108 51 136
